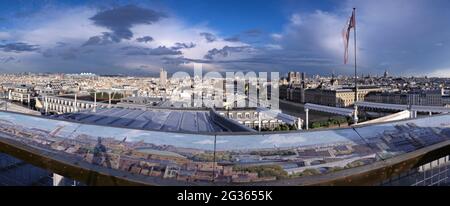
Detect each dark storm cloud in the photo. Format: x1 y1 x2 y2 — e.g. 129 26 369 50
89 5 167 41
136 36 154 43
204 46 251 60
42 49 54 58
82 32 121 46
171 42 195 50
162 56 210 65
83 49 95 54
121 46 182 56
0 42 39 53
199 32 217 42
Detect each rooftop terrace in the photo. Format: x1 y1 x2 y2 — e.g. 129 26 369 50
52 108 228 133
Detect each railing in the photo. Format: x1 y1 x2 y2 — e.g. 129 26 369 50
1 110 450 185
356 101 450 113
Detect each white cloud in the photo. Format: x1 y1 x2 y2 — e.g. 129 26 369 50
270 33 283 41
290 14 303 25
278 10 346 65
0 32 10 40
265 0 450 76
0 5 249 74
4 0 450 77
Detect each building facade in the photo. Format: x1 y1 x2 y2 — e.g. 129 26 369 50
304 86 382 107
365 89 444 106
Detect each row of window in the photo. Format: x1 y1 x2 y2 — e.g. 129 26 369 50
219 112 259 119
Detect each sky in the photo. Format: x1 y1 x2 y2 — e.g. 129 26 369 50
1 0 450 77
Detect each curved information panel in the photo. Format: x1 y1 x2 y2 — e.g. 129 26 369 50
1 111 450 185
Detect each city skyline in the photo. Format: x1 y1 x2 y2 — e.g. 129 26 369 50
1 0 450 77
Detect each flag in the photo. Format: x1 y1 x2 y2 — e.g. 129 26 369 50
343 9 356 64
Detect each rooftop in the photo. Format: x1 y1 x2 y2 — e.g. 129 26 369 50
52 108 229 133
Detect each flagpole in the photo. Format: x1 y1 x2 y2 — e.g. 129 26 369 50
353 8 358 124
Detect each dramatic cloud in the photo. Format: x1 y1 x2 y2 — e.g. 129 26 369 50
199 32 217 43
0 42 39 53
343 0 450 76
136 36 154 43
89 5 167 41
